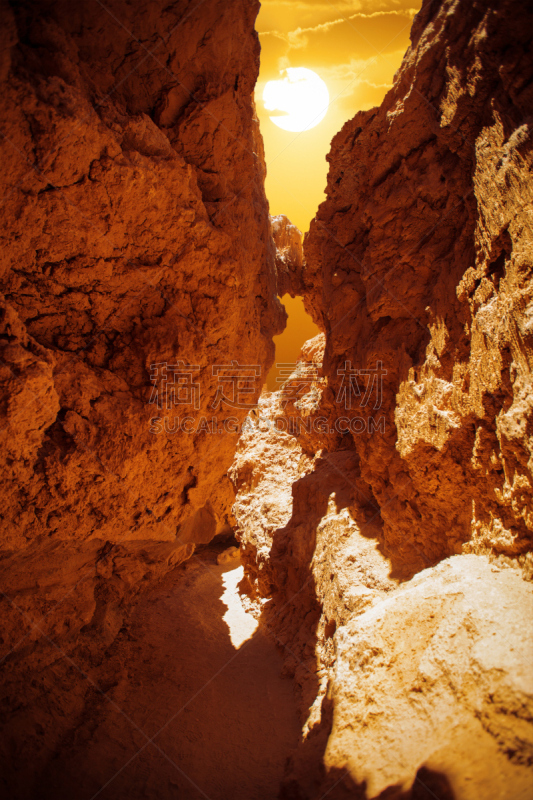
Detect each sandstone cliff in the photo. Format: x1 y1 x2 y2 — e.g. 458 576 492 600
0 1 283 794
0 0 283 554
304 0 533 577
231 0 533 796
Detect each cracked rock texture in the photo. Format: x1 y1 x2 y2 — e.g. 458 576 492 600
304 0 533 577
232 324 533 800
0 0 282 793
324 556 533 800
0 0 282 553
231 0 533 797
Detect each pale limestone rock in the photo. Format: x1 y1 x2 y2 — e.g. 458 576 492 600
326 556 533 800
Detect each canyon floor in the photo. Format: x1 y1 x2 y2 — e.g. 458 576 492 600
31 542 301 800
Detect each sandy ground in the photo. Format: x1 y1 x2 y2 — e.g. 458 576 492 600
39 548 301 800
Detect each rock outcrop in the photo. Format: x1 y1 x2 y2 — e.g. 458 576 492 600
0 0 283 553
0 0 283 793
232 354 533 800
324 556 533 800
271 213 305 298
304 0 533 578
231 0 533 797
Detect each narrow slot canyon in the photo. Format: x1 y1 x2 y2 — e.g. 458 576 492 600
1 1 532 799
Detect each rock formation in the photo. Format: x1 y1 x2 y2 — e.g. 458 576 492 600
271 213 305 298
231 0 533 797
0 0 284 794
304 0 533 578
0 0 284 553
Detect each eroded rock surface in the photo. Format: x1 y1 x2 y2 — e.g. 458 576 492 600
326 556 533 800
304 0 533 577
271 213 305 298
233 318 533 800
1 546 301 800
231 0 533 796
3 0 533 796
0 0 282 553
0 0 283 794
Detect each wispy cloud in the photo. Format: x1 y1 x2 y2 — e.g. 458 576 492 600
262 8 419 50
260 0 401 11
320 48 407 82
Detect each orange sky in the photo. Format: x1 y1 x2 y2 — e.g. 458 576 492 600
256 0 422 234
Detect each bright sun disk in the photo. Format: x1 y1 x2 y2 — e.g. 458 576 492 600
263 67 329 133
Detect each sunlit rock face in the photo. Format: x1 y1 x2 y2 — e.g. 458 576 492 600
0 0 283 792
271 214 305 297
231 0 533 796
232 352 533 800
0 0 283 554
324 556 533 800
304 0 533 578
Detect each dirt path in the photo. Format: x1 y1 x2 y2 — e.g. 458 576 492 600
40 548 301 800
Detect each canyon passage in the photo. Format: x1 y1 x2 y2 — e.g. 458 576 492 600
0 1 532 799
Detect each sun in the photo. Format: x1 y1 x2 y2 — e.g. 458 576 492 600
263 67 330 133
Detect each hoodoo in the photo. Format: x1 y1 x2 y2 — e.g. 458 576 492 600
1 0 532 798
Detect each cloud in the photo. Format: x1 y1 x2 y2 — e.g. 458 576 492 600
262 8 419 51
260 0 394 11
320 48 407 82
260 0 417 18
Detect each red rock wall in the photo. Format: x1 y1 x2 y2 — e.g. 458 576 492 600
0 0 283 555
0 2 282 791
304 0 533 579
